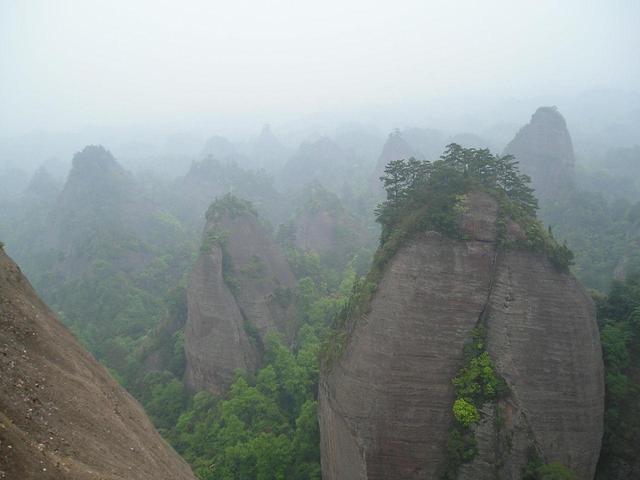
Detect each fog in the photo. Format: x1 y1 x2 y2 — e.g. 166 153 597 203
3 4 640 477
1 0 639 172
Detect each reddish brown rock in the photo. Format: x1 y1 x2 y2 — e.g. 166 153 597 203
184 197 297 395
319 192 604 480
0 249 196 480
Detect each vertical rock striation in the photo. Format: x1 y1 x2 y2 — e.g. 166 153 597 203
184 196 297 395
319 192 604 480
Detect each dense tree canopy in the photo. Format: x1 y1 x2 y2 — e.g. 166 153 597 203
375 144 537 241
595 274 640 478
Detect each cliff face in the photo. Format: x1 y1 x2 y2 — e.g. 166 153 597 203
319 192 604 480
504 107 575 200
0 249 195 480
184 197 297 395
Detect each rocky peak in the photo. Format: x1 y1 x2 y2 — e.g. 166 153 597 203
184 195 297 395
60 145 134 209
46 146 164 276
504 106 575 200
319 189 603 480
378 130 417 165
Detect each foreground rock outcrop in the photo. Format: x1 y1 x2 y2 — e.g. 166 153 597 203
0 249 195 480
319 192 604 480
184 195 297 395
504 106 575 200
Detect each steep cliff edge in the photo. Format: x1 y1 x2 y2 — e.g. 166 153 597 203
319 147 604 480
0 249 195 480
184 195 297 394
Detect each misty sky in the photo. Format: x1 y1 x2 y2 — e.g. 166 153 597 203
1 0 639 137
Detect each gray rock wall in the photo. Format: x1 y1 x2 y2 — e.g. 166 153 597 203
319 192 604 479
184 243 258 394
184 208 296 394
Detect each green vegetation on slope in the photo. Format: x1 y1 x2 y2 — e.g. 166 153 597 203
38 233 196 389
161 332 321 480
596 274 640 478
444 327 506 478
139 242 357 479
540 190 640 291
322 144 573 368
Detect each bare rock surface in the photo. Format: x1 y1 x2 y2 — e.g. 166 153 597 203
319 192 604 479
184 203 296 394
0 250 196 480
183 243 259 395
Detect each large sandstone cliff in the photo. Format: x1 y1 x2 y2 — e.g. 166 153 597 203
319 192 604 480
504 106 575 200
0 249 196 480
184 196 297 395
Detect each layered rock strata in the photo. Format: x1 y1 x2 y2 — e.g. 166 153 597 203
184 198 296 394
319 192 604 480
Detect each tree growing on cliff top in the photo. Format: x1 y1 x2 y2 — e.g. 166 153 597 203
375 143 538 241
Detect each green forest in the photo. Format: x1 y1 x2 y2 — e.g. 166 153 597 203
2 138 639 480
3 6 640 479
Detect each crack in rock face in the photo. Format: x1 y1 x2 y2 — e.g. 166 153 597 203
319 191 603 480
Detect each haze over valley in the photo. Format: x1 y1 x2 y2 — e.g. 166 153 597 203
1 2 639 479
